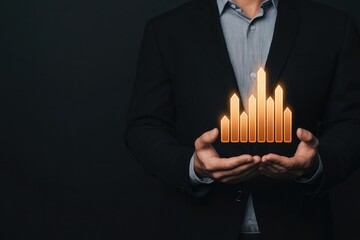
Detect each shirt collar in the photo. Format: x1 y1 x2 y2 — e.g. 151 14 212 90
216 0 279 15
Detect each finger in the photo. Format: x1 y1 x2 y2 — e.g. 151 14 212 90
212 157 261 179
260 167 291 180
261 163 286 174
260 168 284 179
262 162 287 173
296 128 319 148
220 167 260 183
262 153 291 169
195 128 219 150
253 155 262 162
206 154 253 172
260 165 302 179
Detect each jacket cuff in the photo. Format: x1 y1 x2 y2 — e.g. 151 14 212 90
295 153 323 184
189 152 214 185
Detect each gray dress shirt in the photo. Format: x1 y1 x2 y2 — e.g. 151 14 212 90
189 0 323 234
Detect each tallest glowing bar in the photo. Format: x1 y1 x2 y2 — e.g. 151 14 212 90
230 94 240 142
257 68 266 142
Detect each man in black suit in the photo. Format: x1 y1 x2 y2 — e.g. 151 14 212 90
125 0 360 239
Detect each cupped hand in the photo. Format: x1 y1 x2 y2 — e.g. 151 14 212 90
194 128 261 184
259 128 320 180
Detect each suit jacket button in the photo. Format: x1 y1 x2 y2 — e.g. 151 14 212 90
235 190 243 202
176 185 185 192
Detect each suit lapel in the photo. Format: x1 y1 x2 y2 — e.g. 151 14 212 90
192 0 242 106
265 0 302 94
191 0 301 105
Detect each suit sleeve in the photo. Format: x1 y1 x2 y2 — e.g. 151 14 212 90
312 15 360 197
124 20 200 196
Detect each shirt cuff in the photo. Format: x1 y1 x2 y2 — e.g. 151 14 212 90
189 153 214 185
295 153 323 184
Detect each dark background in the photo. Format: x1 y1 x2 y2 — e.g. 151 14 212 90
1 0 359 239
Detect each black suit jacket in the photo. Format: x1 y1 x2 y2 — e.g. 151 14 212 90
125 0 360 239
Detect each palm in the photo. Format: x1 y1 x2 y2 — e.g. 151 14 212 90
197 144 219 161
294 141 317 160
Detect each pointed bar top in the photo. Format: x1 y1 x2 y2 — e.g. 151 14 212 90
275 85 283 92
231 93 239 100
221 115 229 121
257 67 266 79
267 96 274 102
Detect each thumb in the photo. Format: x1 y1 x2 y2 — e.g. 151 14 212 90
296 128 318 148
195 128 219 150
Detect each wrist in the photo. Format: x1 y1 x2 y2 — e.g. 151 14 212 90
303 153 320 177
194 152 209 178
190 152 214 185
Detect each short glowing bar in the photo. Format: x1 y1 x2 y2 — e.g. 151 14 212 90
240 112 248 143
284 108 292 143
257 68 266 142
275 86 283 142
221 116 230 143
230 94 240 142
266 97 274 143
249 95 256 143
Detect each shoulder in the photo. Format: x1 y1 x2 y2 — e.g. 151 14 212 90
295 0 357 40
146 0 198 28
296 0 352 24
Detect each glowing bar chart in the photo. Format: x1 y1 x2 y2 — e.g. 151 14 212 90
220 68 292 143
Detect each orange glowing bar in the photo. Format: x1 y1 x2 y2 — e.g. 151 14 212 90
266 97 274 143
275 86 283 142
284 108 292 143
257 68 266 142
221 116 230 143
230 94 240 142
249 95 256 143
240 112 248 143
